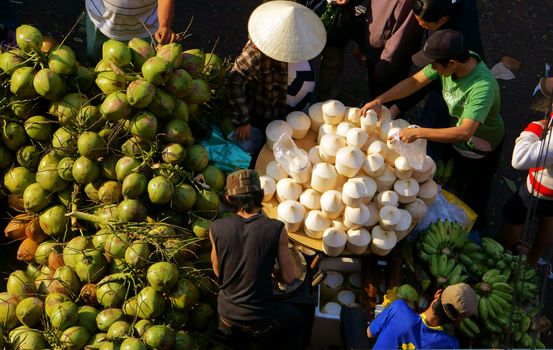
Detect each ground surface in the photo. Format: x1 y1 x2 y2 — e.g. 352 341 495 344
6 0 553 346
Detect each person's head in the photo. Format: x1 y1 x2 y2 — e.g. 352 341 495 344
413 0 454 30
412 29 470 76
247 1 326 63
225 169 264 214
429 283 477 325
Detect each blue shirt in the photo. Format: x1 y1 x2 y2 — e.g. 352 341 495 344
369 300 459 349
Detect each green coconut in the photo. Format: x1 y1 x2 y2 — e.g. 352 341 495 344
135 286 166 319
125 240 150 269
146 88 175 118
103 39 132 67
171 98 190 121
185 144 209 172
49 93 88 127
147 176 174 204
50 300 79 331
147 262 179 292
33 67 65 100
36 151 68 192
163 119 194 146
171 183 197 213
181 49 205 77
107 320 131 340
104 233 130 259
16 297 44 327
23 183 50 213
60 325 90 350
130 111 158 140
16 145 40 170
78 306 99 333
63 236 93 268
49 45 78 75
9 327 47 349
45 293 70 318
169 279 200 311
96 308 125 332
191 218 211 239
188 302 215 331
165 69 192 98
10 66 37 98
0 292 20 330
77 105 103 130
100 91 132 121
193 189 221 218
141 56 172 85
134 319 153 338
35 240 60 266
96 71 127 94
97 281 127 308
72 156 100 184
162 143 187 165
121 172 147 199
142 324 175 350
16 24 43 52
121 337 147 350
175 330 195 350
0 50 25 75
116 199 147 222
52 266 81 296
57 157 75 181
185 79 211 104
115 156 141 182
200 164 225 191
128 37 155 69
126 79 155 108
2 121 28 151
52 127 77 157
39 205 68 237
74 249 108 283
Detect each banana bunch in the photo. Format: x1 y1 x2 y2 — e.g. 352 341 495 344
418 220 469 262
513 262 540 303
474 269 513 333
457 240 487 278
457 317 480 338
429 253 468 287
434 159 454 185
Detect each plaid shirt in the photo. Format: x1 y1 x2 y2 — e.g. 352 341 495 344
227 40 288 128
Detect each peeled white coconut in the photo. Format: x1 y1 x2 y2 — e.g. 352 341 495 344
259 175 276 202
266 120 293 150
304 210 331 239
286 111 311 140
317 123 337 144
320 190 345 219
394 178 420 204
375 190 399 209
346 128 368 150
405 198 427 223
276 178 302 202
287 149 312 185
375 165 397 192
322 100 346 125
308 102 325 133
346 227 371 255
386 127 402 151
362 153 386 178
365 202 379 227
370 225 397 256
266 160 288 182
309 146 323 165
332 217 348 232
378 119 393 142
412 155 436 183
342 180 365 207
321 271 344 300
394 156 413 179
300 188 322 210
379 205 402 230
418 179 438 205
346 107 361 125
394 209 413 241
380 105 392 121
335 146 364 178
321 301 342 316
368 140 388 159
350 175 377 203
392 118 410 129
360 109 378 135
348 273 362 290
337 121 356 138
385 149 400 167
344 204 370 229
322 227 348 257
277 200 305 233
319 134 346 164
336 290 356 306
311 163 338 193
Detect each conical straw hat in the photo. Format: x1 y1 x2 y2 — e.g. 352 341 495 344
248 1 326 63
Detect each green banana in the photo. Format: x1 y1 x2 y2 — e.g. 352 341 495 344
481 237 504 256
520 315 531 332
461 241 480 253
448 264 463 285
513 330 523 343
443 257 456 276
424 230 441 249
483 316 502 333
478 296 489 320
419 251 431 262
492 282 513 293
482 269 502 284
430 254 439 276
520 333 532 348
535 338 546 349
485 273 508 285
491 289 512 304
437 253 448 276
458 320 475 338
486 294 509 319
422 241 438 255
463 317 480 335
489 292 511 312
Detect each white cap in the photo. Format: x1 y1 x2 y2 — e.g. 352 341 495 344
248 1 326 63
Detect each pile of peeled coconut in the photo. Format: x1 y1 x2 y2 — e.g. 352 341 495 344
260 100 438 257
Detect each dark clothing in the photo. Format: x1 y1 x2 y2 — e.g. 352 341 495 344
503 185 553 226
211 213 282 325
227 40 288 129
439 0 485 60
211 213 305 349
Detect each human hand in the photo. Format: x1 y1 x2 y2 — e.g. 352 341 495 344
335 0 350 4
390 128 421 143
155 27 176 45
359 100 383 119
234 124 251 141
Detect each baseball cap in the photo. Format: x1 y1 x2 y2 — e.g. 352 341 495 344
441 283 477 321
412 29 466 67
226 169 262 196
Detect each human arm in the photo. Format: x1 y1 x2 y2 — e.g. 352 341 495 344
511 120 553 170
275 228 295 284
392 118 480 144
209 230 219 277
155 0 176 45
360 69 434 117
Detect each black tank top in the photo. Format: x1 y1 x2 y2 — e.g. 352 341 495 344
211 213 283 325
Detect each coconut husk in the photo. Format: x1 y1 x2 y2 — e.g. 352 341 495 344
48 250 65 271
80 283 98 306
25 217 49 243
5 214 33 240
17 238 40 262
7 194 25 212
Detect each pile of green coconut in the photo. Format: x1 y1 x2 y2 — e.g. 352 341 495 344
0 23 232 350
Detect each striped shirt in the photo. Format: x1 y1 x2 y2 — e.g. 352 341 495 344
227 40 288 129
86 0 158 40
512 120 553 200
287 61 315 112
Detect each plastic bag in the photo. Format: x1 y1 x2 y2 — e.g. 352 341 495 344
409 188 477 241
389 126 427 170
272 133 312 183
200 124 251 172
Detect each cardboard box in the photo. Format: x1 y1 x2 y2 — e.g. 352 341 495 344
309 257 362 348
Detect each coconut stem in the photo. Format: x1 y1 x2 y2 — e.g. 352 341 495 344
66 211 108 225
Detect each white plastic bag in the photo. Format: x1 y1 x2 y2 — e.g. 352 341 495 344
273 133 312 183
390 125 427 170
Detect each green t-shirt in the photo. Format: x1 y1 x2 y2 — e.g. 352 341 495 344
422 52 504 158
